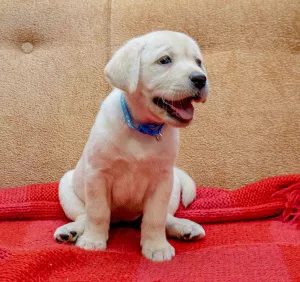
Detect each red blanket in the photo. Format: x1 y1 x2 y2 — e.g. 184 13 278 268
0 175 299 281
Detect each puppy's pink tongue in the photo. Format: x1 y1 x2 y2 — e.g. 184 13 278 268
169 100 194 121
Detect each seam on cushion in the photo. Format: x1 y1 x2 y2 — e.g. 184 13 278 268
105 0 112 94
107 0 112 60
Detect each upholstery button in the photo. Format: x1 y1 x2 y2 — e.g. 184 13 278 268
21 42 34 54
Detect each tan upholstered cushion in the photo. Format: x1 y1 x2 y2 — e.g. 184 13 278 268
1 0 299 188
1 0 110 188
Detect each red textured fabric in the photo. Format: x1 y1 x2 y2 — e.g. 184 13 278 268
0 175 300 281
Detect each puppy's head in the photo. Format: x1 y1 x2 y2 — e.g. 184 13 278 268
105 31 208 127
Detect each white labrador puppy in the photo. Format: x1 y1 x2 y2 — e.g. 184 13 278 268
54 30 208 262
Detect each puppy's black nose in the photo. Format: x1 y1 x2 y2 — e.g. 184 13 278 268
189 72 207 90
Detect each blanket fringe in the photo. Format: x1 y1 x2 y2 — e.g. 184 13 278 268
272 183 300 227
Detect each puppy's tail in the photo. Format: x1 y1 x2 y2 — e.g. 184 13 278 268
174 167 197 208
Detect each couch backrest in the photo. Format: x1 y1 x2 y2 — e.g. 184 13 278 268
1 0 299 189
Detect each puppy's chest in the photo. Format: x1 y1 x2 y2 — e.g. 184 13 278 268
103 138 176 221
107 151 167 196
102 131 177 164
124 135 177 162
109 163 153 221
104 157 158 221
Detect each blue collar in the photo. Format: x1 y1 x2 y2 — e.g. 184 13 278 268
120 94 164 140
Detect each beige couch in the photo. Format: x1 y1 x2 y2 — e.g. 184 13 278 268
1 0 299 189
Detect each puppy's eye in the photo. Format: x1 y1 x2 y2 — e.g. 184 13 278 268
196 59 202 67
158 56 172 65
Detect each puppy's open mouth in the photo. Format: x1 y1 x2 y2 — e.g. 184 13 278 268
153 97 196 123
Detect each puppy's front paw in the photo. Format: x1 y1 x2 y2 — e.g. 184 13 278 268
76 233 107 250
142 240 175 262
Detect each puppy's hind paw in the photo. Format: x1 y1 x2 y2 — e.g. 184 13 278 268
181 221 205 241
166 217 205 241
54 222 83 243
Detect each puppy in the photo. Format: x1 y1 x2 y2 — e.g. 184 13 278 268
54 30 208 262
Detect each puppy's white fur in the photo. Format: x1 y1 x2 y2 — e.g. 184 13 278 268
54 31 208 262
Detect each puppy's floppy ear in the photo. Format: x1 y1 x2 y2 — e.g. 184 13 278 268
104 37 145 94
